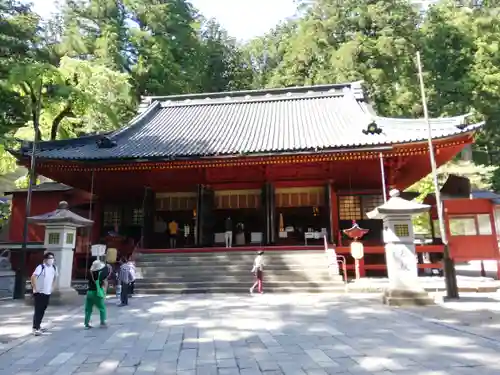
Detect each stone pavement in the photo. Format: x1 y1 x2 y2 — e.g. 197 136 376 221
403 292 500 340
1 293 500 375
0 297 83 344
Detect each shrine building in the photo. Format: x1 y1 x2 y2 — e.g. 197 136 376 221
7 82 484 277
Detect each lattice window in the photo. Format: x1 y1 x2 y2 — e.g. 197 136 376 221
215 190 261 209
132 208 143 226
338 196 362 221
48 233 60 245
275 187 325 208
361 195 384 216
156 196 197 211
394 224 410 237
103 208 121 226
66 232 74 245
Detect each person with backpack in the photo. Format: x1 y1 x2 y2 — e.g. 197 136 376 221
30 252 58 336
84 260 109 329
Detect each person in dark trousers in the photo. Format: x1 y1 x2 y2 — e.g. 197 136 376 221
30 252 58 336
84 260 109 329
118 257 135 306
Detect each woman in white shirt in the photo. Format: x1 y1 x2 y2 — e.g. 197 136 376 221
250 251 264 294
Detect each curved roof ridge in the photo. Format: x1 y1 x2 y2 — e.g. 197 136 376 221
16 133 105 153
144 81 362 102
374 113 470 124
159 90 348 108
109 101 161 140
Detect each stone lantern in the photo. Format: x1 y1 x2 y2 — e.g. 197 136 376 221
28 201 93 304
367 189 434 306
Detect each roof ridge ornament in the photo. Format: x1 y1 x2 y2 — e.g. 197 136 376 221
96 136 117 149
362 120 382 135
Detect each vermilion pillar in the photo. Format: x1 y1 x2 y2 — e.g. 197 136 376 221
329 183 339 245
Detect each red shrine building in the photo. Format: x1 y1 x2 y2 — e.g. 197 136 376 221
6 82 487 278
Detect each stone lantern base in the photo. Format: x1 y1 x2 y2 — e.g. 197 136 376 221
25 288 81 306
382 288 435 306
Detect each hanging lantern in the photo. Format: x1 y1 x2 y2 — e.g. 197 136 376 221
343 220 369 240
350 241 364 260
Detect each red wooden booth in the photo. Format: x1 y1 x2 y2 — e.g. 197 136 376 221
425 178 500 279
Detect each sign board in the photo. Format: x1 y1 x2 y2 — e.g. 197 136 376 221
91 244 106 257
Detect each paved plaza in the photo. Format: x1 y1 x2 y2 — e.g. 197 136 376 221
1 293 500 375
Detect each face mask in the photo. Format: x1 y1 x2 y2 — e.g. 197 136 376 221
46 259 55 266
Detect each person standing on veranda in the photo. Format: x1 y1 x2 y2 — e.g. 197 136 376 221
84 260 109 329
224 216 233 248
168 219 178 248
31 252 58 336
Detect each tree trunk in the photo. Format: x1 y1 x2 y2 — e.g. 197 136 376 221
50 103 73 140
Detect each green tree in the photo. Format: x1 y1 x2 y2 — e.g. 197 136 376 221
242 21 298 89
420 1 500 190
247 0 423 117
469 4 500 174
126 0 205 95
198 19 253 92
59 0 130 72
9 57 134 141
0 0 43 174
420 3 476 117
47 57 134 139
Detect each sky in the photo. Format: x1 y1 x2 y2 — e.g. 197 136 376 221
31 0 298 41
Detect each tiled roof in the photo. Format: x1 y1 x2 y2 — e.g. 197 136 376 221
471 190 500 204
18 82 482 161
4 182 72 195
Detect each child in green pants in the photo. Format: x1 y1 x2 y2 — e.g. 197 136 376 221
84 260 109 329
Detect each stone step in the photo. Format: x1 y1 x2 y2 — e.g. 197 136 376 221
134 285 348 294
135 278 344 289
136 270 332 278
134 250 338 294
137 250 326 256
137 271 334 279
137 269 334 277
136 263 329 270
136 252 328 261
136 256 329 262
136 254 328 263
136 275 337 283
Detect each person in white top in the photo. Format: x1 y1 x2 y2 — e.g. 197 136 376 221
30 252 58 336
250 251 264 294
